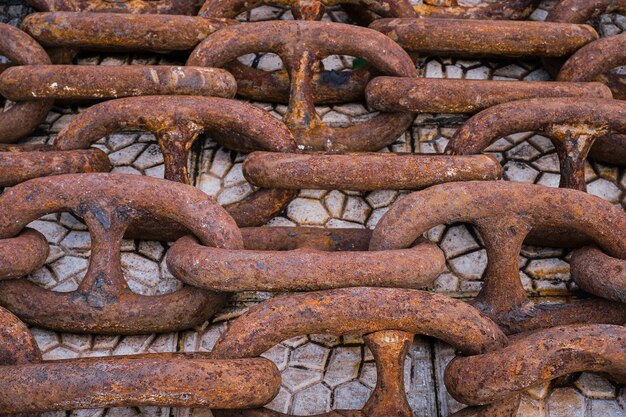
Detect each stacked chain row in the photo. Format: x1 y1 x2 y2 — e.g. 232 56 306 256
0 0 625 415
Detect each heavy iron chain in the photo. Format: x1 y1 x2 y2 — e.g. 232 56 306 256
0 0 625 415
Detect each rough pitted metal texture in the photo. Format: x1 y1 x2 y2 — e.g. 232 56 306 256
1 0 625 416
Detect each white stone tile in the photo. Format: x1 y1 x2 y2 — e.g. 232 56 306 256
547 388 585 417
324 347 361 387
575 373 616 399
287 198 329 225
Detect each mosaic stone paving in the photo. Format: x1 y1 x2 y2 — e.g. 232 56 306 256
1 0 625 415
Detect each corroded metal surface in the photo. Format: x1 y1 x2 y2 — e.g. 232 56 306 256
543 0 626 76
0 174 243 334
546 0 626 23
22 0 202 14
3 2 626 415
445 324 626 405
0 307 280 414
209 287 513 416
241 226 372 251
365 77 611 113
571 246 626 304
211 288 507 357
0 23 52 144
587 133 626 166
167 234 445 291
242 152 502 191
187 20 417 151
369 181 626 333
0 306 41 417
53 96 299 227
0 229 48 281
223 60 371 104
413 0 539 19
54 96 295 160
0 66 236 100
0 145 111 187
369 18 598 58
445 98 626 190
198 0 415 104
558 32 626 100
199 0 416 20
0 354 280 413
21 12 235 52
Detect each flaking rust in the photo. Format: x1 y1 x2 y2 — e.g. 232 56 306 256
241 226 372 251
413 0 539 19
23 0 202 14
187 20 417 151
242 152 502 191
0 304 43 417
0 66 236 100
543 0 626 80
0 307 280 414
369 18 598 58
365 77 611 113
0 23 52 144
445 325 626 405
0 174 244 334
199 0 416 23
547 0 626 24
369 181 626 334
198 0 415 103
166 233 445 291
558 33 626 101
21 12 235 52
0 145 111 187
209 287 517 417
53 96 299 227
3 3 626 415
0 229 48 281
445 98 626 190
571 246 626 304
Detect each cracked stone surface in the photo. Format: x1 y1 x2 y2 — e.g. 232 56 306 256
1 0 625 416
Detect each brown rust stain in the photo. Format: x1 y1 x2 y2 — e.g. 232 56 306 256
0 308 280 413
0 66 236 100
0 146 111 187
0 229 48 281
571 246 626 304
166 234 445 291
23 0 203 14
369 18 598 58
242 151 502 191
413 0 539 20
558 33 626 100
365 77 611 113
21 12 236 52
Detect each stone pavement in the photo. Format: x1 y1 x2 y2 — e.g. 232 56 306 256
1 0 625 415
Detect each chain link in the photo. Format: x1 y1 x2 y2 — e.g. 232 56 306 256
0 0 625 414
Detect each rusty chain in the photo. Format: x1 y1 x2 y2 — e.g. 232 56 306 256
368 181 626 333
0 173 243 334
0 22 52 143
0 0 625 414
22 0 203 14
0 305 280 413
445 98 626 190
